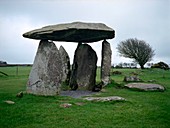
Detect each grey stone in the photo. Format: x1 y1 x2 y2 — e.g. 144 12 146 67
101 40 112 86
23 22 115 43
84 96 126 102
125 83 165 91
27 40 63 96
59 45 70 84
124 76 142 82
69 43 97 90
4 100 15 104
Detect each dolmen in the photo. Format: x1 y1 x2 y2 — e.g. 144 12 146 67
23 22 115 96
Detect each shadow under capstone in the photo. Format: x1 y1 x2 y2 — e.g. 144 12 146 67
60 90 97 98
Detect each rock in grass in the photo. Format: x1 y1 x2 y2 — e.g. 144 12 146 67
60 103 72 108
125 83 165 91
4 100 15 104
84 96 126 102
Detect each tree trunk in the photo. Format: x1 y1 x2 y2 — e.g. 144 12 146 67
140 64 145 69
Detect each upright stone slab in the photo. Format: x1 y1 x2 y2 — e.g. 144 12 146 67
70 43 97 90
27 40 63 96
59 45 70 84
101 40 112 86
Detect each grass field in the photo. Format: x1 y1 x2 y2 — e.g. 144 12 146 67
0 66 170 128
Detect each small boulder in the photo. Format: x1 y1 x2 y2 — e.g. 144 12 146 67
4 100 15 104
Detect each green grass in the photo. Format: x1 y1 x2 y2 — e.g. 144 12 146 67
0 67 170 128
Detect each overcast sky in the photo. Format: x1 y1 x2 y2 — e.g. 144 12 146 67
0 0 169 65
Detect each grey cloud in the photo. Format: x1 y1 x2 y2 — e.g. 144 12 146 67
0 0 169 64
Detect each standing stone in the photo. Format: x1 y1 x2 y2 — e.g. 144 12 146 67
27 40 63 96
70 43 97 91
101 40 112 86
59 45 71 84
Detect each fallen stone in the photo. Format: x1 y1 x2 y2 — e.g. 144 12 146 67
4 100 15 104
27 40 63 96
101 40 112 86
23 22 115 43
84 96 126 102
125 83 165 91
70 43 97 90
59 45 71 84
60 103 72 108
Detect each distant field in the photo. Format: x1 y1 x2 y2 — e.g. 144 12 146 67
0 66 170 128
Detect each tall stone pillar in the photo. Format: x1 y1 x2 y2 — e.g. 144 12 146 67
70 43 98 91
59 46 70 84
27 40 63 96
101 40 112 86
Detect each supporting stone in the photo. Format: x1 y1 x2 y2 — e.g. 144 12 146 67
70 43 97 91
27 40 63 96
101 40 112 86
59 45 71 84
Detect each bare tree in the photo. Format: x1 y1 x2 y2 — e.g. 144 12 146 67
117 38 155 69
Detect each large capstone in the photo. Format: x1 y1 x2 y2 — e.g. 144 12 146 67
59 45 71 84
70 43 97 90
27 40 63 96
23 22 115 43
101 40 112 86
